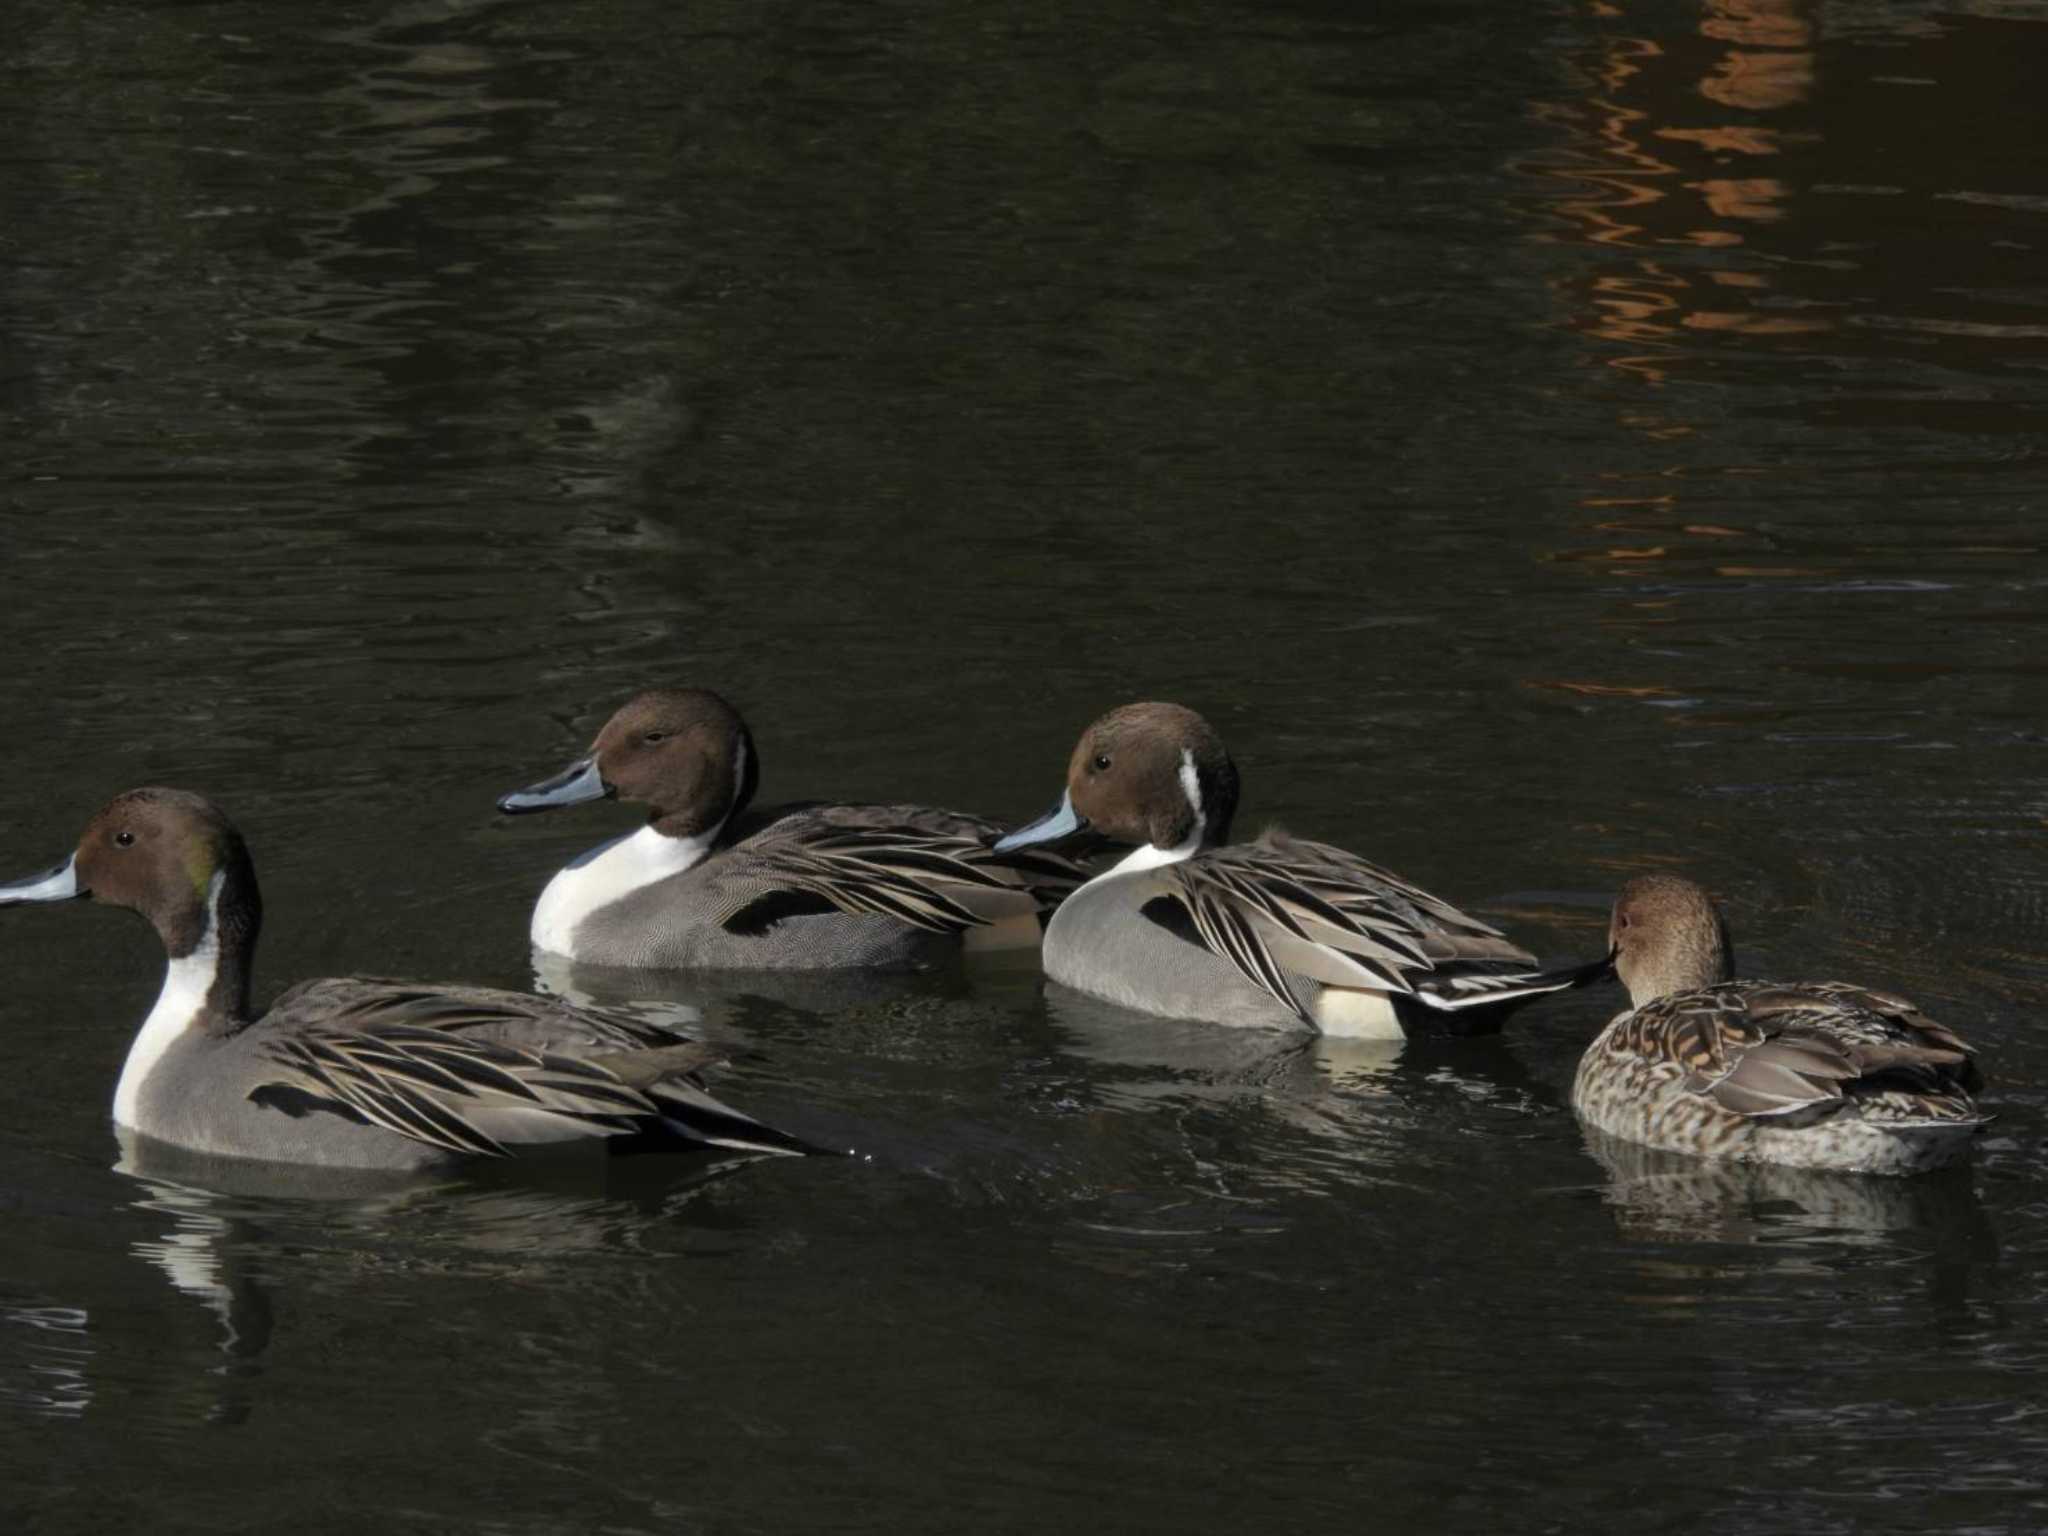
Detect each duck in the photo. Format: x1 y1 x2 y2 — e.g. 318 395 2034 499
991 702 1609 1036
0 788 822 1171
497 688 1087 970
1572 873 1987 1174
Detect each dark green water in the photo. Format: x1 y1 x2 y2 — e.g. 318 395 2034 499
4 0 2047 1530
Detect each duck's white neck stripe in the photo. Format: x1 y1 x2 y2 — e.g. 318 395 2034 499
1178 748 1204 831
531 823 715 956
1092 747 1207 880
114 871 225 1130
1102 825 1203 880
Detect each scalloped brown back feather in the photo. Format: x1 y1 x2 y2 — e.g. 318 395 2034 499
1606 980 1984 1124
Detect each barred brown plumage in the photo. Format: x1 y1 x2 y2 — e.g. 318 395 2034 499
1574 874 1988 1174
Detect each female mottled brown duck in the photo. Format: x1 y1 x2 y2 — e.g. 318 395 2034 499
1573 874 1986 1175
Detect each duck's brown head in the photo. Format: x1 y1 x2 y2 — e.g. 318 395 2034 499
1609 873 1734 1006
995 701 1238 855
499 687 759 838
0 786 260 965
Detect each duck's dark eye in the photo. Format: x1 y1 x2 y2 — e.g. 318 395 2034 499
114 831 135 848
1091 754 1112 772
643 731 668 745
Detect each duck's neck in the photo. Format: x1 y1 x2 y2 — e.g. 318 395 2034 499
1622 937 1735 1009
114 868 255 1128
1108 827 1205 876
1135 746 1232 865
531 823 718 956
1109 750 1227 878
646 731 754 846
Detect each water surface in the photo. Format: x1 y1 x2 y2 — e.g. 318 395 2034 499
4 1 2047 1531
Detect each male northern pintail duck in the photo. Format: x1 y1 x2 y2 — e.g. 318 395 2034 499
498 688 1087 969
992 702 1609 1036
1572 873 1986 1175
0 788 819 1171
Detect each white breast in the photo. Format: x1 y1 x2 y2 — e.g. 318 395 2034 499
530 824 714 957
113 872 224 1129
1072 828 1202 894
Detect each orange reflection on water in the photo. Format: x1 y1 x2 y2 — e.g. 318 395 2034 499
1696 176 1789 221
1588 270 1681 344
1699 0 1810 48
1526 679 1681 699
1525 0 1830 386
1547 495 1789 579
1684 310 1828 335
1701 50 1813 110
1699 0 1814 108
1657 124 1780 155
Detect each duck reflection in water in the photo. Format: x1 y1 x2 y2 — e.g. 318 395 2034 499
1043 985 1558 1178
111 1133 765 1424
0 1300 92 1420
529 942 974 1028
1580 1124 1996 1261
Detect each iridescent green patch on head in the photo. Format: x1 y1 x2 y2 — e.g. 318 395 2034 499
68 787 255 962
183 837 218 901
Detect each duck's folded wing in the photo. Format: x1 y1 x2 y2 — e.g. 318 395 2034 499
1772 983 1982 1091
1142 836 1547 1024
249 1022 660 1157
247 985 818 1158
1156 857 1436 1017
1703 1029 1984 1120
1633 982 1985 1120
1737 983 1985 1098
1697 1034 1863 1118
1253 836 1557 977
711 809 1089 936
266 977 686 1054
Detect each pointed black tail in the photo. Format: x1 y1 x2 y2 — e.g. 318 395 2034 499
648 1078 844 1158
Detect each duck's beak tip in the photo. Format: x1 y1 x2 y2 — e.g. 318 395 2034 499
0 854 83 906
993 792 1087 853
498 758 611 816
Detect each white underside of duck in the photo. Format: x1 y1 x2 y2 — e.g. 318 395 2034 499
114 872 224 1130
1309 988 1404 1040
531 824 715 957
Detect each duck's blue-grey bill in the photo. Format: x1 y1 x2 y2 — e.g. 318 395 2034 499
0 855 81 905
497 758 612 815
992 793 1088 853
